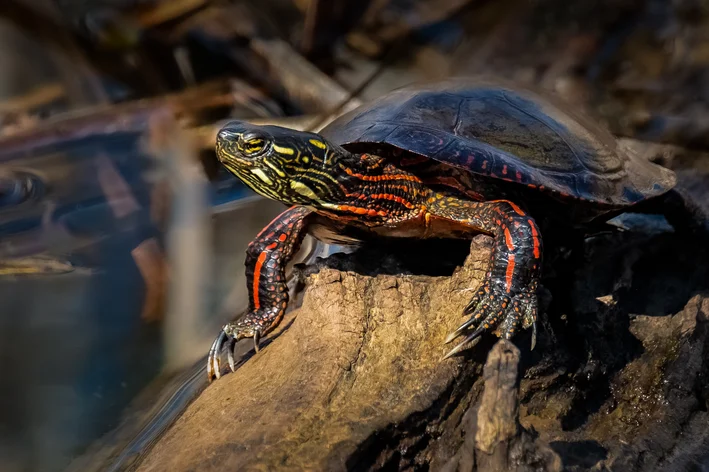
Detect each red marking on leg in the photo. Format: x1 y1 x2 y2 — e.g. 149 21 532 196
252 242 279 310
502 165 508 175
508 202 525 216
506 254 516 292
504 227 514 251
253 252 267 309
528 184 536 189
529 219 541 258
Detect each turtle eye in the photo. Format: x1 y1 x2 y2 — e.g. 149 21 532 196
239 133 270 157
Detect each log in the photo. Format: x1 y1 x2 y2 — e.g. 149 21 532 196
134 203 709 471
136 236 496 470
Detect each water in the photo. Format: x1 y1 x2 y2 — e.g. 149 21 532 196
0 110 299 471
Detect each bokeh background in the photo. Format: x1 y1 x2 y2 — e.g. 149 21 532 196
0 0 708 471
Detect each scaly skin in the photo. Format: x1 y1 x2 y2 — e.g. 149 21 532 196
427 195 540 356
207 205 310 380
207 122 542 381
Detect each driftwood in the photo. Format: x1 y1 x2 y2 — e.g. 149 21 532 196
134 203 709 471
136 236 496 471
442 340 561 472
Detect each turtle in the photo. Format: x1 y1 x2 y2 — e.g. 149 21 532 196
206 77 698 381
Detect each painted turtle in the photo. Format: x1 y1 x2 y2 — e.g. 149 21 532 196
207 78 688 380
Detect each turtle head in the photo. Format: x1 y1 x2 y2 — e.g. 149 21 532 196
216 121 346 205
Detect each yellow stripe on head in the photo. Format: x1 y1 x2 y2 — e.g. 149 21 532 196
250 168 273 185
263 159 286 177
273 144 294 155
294 166 340 186
309 139 327 150
290 181 322 202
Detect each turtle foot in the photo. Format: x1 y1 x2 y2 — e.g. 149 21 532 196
207 309 274 381
443 278 538 359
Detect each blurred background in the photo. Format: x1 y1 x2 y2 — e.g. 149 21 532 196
0 0 707 471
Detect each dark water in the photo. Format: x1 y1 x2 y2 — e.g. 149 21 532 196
0 121 295 472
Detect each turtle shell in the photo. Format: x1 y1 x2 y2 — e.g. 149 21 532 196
319 78 676 207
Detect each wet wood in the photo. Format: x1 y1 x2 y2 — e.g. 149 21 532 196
133 211 709 471
136 237 495 471
442 340 562 472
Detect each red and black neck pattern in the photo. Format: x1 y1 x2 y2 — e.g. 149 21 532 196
318 153 431 224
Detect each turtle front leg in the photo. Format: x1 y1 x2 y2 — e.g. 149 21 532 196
208 205 311 381
426 196 542 358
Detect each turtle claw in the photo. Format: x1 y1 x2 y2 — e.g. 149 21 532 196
207 330 228 382
442 326 485 360
207 316 270 381
444 329 461 345
254 330 261 353
207 325 244 382
443 279 538 359
227 338 237 372
444 316 482 344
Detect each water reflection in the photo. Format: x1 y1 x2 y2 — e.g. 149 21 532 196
0 104 299 471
